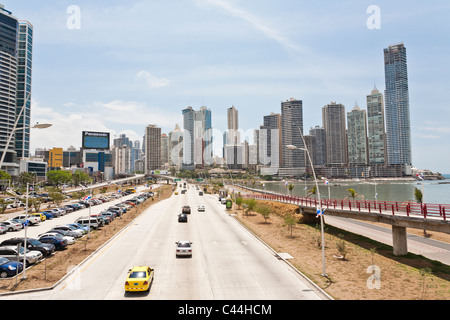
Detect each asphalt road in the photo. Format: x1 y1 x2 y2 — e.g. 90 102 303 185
1 185 328 300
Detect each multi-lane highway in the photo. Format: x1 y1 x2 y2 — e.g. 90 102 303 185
1 184 329 300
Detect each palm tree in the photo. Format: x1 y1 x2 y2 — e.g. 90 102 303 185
288 184 295 196
306 185 316 198
345 188 365 200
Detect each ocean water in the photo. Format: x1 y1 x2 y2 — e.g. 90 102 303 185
250 177 450 205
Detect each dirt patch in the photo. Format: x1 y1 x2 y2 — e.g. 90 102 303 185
235 200 450 300
0 185 172 294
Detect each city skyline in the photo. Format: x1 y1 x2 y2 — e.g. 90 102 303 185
1 1 449 173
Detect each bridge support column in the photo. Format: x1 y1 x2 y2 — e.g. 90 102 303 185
392 226 408 256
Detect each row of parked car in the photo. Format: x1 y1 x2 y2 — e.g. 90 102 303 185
0 191 155 279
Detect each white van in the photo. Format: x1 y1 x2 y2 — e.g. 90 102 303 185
75 217 101 230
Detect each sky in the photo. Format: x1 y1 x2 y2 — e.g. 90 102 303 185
3 0 450 173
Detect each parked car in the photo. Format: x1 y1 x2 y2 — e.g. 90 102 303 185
39 232 76 245
63 205 74 213
0 226 6 235
41 211 55 220
175 240 193 258
0 221 22 232
178 214 188 223
75 217 102 230
0 246 43 267
12 215 41 226
65 223 89 235
0 257 24 278
30 213 46 222
0 238 55 257
38 235 68 251
52 226 84 238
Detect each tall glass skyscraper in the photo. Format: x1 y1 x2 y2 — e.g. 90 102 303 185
15 21 33 159
384 43 412 166
281 98 305 169
0 5 19 174
0 5 33 175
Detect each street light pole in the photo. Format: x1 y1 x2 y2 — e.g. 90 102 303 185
287 127 327 277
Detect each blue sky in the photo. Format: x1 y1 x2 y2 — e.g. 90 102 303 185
3 0 450 173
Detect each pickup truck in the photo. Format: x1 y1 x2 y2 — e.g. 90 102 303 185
12 215 41 226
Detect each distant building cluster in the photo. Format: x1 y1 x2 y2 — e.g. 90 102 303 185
0 3 414 181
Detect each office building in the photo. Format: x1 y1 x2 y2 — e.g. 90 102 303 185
322 102 347 166
367 85 387 165
227 105 240 145
145 124 161 172
169 124 184 170
15 20 33 159
384 43 412 166
281 98 305 171
0 5 19 175
182 106 213 168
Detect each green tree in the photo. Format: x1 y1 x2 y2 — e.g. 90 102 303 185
283 215 296 237
414 188 423 204
306 185 316 198
49 191 65 207
72 170 92 187
255 204 271 223
47 170 72 187
243 198 257 216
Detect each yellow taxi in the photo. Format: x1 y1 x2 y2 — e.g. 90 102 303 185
30 212 46 221
125 266 154 292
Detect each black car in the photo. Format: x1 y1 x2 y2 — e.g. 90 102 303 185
182 206 191 214
0 238 55 257
38 235 68 250
178 214 188 223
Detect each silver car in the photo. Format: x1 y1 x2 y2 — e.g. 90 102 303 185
175 241 193 258
0 246 43 266
1 221 22 232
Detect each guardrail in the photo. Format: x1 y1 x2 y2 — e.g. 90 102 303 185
239 190 449 221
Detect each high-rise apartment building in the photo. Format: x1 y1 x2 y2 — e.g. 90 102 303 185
347 104 368 165
145 124 161 172
384 43 412 166
281 98 305 169
322 102 347 166
227 105 240 145
182 106 212 168
367 85 386 165
309 126 326 166
259 113 281 169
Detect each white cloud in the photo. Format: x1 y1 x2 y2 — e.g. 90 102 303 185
194 0 306 53
137 71 171 88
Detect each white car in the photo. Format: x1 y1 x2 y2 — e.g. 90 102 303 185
12 215 41 226
1 221 22 232
197 205 205 212
38 232 76 245
175 240 193 258
0 225 6 235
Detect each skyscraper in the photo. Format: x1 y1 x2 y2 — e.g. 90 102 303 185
15 20 33 159
281 98 305 169
145 124 161 172
323 102 347 166
384 43 412 166
309 126 326 166
182 106 212 168
227 105 240 145
260 113 282 168
347 103 368 165
367 85 386 165
0 5 20 174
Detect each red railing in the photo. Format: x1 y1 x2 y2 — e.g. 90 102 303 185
240 192 449 221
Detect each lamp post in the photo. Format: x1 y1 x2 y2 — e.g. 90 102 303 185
0 123 52 172
286 128 327 277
